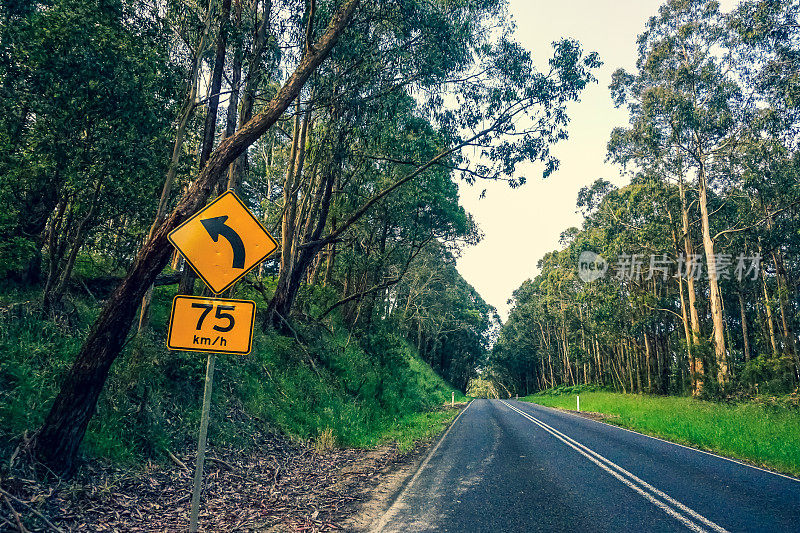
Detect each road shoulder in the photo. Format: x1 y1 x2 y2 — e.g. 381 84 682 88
345 401 472 532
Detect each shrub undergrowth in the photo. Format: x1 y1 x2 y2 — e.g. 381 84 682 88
0 283 466 468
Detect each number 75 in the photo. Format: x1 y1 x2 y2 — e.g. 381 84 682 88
191 303 235 332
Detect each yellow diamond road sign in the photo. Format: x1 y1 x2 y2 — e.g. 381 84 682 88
168 190 278 294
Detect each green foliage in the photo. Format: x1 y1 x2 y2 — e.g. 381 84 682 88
523 391 800 477
0 286 462 465
534 384 608 396
742 354 798 393
0 237 37 279
0 0 180 284
382 244 498 392
491 0 800 399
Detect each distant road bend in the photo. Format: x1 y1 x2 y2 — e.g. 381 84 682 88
373 399 800 532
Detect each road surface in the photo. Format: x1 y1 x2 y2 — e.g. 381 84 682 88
372 399 800 532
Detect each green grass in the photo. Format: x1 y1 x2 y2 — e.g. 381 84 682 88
0 280 466 467
375 408 462 452
522 390 800 478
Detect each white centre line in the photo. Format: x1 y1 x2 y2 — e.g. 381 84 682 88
500 400 729 533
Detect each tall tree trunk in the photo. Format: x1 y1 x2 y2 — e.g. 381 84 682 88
281 103 302 275
42 196 68 299
658 332 668 393
288 111 314 272
669 210 693 388
738 283 751 365
266 117 339 327
679 172 703 396
771 253 798 378
234 0 272 188
612 345 626 393
633 340 642 393
645 332 653 392
225 0 244 191
45 181 103 309
763 206 797 365
267 105 305 325
30 0 361 476
762 264 779 357
240 0 272 128
720 292 735 379
595 337 603 386
322 240 336 286
200 0 233 168
696 162 729 387
625 342 635 392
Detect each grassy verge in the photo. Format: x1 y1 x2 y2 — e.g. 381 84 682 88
378 407 464 452
522 389 800 478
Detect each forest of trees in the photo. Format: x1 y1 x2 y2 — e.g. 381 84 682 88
491 0 800 399
0 0 600 474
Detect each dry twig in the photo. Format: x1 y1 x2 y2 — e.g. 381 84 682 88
2 494 27 533
165 448 189 473
0 487 64 533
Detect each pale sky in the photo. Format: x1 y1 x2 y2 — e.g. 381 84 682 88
456 0 733 320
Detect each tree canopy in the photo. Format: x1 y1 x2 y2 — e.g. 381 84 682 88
0 0 599 474
490 0 800 399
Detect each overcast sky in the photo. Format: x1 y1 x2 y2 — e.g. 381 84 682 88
455 0 703 320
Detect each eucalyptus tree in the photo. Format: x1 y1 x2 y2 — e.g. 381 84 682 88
731 0 800 126
32 0 361 475
608 0 761 388
385 243 494 391
492 279 549 394
0 0 180 295
729 0 800 382
488 0 800 399
262 1 601 327
314 93 481 327
492 176 699 396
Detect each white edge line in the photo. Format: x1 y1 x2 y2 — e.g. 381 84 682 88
515 399 800 483
371 400 474 533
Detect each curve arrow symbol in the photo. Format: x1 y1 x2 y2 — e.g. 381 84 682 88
201 215 246 269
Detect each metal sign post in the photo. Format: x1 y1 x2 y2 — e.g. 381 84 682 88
189 352 215 532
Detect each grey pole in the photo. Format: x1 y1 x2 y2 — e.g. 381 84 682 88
189 352 216 532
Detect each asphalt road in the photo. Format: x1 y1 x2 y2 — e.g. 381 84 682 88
372 399 800 532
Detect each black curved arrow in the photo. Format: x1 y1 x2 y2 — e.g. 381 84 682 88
201 215 246 269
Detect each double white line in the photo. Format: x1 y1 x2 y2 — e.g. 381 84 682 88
499 400 728 533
